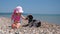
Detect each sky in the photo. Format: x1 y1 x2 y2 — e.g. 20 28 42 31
0 0 60 14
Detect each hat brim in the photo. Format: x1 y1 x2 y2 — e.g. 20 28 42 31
16 10 23 13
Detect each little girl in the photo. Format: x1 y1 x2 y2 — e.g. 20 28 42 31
11 6 26 29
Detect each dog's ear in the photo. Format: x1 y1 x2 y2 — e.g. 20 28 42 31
27 15 33 19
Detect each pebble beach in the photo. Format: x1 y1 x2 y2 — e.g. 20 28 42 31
0 17 60 34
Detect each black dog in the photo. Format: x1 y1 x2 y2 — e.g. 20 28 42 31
22 15 41 27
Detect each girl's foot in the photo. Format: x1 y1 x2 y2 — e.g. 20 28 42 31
9 29 14 33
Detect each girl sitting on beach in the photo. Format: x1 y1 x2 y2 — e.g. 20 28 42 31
11 6 26 29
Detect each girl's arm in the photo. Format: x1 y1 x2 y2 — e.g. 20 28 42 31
21 15 27 20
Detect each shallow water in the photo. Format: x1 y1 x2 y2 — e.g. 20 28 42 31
33 14 60 25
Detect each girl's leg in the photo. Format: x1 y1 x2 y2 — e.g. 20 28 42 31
12 20 20 29
16 23 20 28
12 20 18 29
12 23 17 29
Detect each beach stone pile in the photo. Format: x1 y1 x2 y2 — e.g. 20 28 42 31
0 17 60 34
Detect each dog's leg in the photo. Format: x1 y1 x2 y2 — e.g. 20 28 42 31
29 22 33 27
22 24 29 27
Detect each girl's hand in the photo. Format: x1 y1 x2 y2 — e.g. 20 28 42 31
21 15 26 20
25 17 28 20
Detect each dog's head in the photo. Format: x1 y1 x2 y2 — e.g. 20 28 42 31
26 15 33 23
26 15 33 20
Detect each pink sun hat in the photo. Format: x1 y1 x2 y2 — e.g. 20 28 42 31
14 6 23 13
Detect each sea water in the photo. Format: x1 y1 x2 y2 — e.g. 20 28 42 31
0 13 60 25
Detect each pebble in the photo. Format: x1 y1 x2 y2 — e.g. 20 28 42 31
0 17 60 34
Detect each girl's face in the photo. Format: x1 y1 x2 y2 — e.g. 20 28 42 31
17 13 21 16
15 13 22 16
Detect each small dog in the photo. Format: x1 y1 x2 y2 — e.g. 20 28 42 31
23 15 41 27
